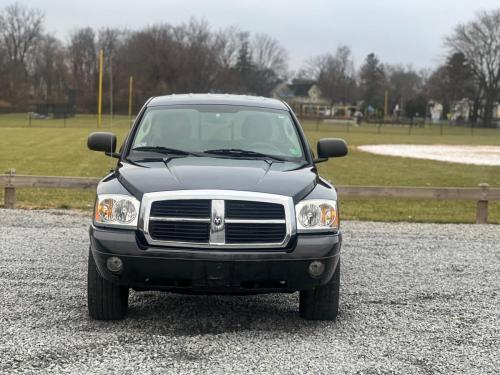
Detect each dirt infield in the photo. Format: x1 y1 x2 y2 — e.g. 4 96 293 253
358 144 500 166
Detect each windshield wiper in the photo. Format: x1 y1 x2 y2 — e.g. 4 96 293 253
131 146 196 156
203 148 287 162
131 146 205 166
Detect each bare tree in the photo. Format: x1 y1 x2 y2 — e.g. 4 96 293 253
98 28 125 117
211 26 243 92
0 42 10 101
98 28 123 57
174 19 220 92
67 27 97 109
447 9 500 127
117 24 180 98
251 33 288 77
307 45 357 105
0 2 43 102
214 26 241 69
0 3 43 67
386 64 422 115
32 34 67 101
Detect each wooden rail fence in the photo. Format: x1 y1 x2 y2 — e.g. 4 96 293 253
1 169 499 224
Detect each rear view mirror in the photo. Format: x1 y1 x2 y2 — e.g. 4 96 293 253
316 138 348 162
87 132 119 157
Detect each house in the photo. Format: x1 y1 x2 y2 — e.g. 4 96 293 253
494 103 500 119
271 79 328 116
450 99 472 122
450 98 500 126
428 100 443 123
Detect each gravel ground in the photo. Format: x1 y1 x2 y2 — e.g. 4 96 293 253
0 209 499 374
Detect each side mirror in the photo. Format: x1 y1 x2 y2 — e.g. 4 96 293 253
315 138 348 163
87 132 119 157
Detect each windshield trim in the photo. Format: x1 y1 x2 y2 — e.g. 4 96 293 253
147 102 290 112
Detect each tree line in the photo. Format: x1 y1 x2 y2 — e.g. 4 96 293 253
0 3 288 114
1 3 500 126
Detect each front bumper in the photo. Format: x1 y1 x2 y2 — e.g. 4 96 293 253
89 225 341 293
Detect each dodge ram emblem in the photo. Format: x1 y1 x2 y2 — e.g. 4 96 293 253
213 216 222 226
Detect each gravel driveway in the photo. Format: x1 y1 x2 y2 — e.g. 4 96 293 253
0 209 498 374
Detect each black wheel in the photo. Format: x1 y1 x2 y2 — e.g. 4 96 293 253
299 260 340 321
87 250 129 320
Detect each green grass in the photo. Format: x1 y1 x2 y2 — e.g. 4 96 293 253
342 198 499 224
0 113 133 129
1 115 499 223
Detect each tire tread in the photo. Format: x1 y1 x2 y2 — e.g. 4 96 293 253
299 260 340 321
87 250 129 320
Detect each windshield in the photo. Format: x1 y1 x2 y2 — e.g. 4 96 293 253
129 105 305 161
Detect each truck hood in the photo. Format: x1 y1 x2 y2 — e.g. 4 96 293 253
116 157 318 202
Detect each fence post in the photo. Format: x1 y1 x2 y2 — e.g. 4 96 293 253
4 169 16 209
476 183 490 224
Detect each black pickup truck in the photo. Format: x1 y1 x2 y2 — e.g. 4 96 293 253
87 94 347 321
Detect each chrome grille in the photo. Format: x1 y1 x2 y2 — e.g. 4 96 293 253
140 190 295 249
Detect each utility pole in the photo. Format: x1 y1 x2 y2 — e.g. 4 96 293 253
109 53 114 122
97 49 104 128
384 89 388 122
128 76 134 127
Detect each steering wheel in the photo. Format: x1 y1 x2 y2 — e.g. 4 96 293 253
248 142 282 154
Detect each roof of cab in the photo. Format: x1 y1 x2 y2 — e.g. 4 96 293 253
147 94 289 111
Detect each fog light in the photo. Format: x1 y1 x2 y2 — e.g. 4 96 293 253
308 261 325 278
106 256 123 273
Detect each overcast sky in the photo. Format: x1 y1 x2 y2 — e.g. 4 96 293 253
9 0 500 71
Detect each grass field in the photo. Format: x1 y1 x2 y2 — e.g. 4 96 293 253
1 113 499 223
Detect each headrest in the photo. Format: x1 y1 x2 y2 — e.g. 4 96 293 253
241 113 273 141
153 111 192 141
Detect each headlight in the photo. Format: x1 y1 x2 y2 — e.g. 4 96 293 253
94 194 140 228
295 199 338 232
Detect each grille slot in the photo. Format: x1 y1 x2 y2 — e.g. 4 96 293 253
149 221 210 243
150 199 211 218
226 223 286 244
225 200 285 220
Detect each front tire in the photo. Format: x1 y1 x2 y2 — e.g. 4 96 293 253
299 260 340 321
87 250 129 320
